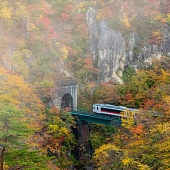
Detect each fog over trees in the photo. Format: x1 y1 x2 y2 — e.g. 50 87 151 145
0 0 170 169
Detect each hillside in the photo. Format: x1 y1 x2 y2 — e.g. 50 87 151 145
0 0 170 169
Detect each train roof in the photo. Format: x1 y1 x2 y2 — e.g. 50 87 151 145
93 104 139 112
93 104 115 107
93 104 125 110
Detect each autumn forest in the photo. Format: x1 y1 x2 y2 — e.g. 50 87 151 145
0 0 170 169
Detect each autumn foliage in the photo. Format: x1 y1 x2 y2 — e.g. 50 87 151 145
0 0 170 169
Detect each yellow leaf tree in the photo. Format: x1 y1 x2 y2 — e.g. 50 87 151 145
0 67 47 169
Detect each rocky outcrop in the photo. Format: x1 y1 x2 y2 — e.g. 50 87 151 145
162 28 170 56
125 33 162 69
86 7 170 84
86 8 125 84
86 8 99 63
97 20 125 84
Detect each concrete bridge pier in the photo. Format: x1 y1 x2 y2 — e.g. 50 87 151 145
71 121 93 169
78 122 91 145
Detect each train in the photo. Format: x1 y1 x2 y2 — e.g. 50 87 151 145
93 104 139 120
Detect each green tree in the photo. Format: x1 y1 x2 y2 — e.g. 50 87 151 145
0 67 49 169
0 104 31 170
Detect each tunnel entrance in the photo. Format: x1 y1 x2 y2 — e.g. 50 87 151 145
61 93 73 110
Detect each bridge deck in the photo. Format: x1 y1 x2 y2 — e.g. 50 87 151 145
69 111 121 125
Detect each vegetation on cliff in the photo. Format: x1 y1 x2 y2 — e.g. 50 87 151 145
0 0 170 169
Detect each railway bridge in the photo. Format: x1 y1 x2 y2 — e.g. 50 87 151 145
52 78 121 125
52 78 121 164
69 110 121 126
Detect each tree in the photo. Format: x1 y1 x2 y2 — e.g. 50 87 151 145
0 67 44 124
93 143 124 170
93 142 150 170
40 107 76 169
0 104 31 170
0 68 48 169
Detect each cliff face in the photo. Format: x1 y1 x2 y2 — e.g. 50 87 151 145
86 7 170 84
162 28 170 55
86 8 125 84
125 32 162 69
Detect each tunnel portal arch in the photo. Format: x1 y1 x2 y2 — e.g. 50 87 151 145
52 78 78 111
61 93 73 110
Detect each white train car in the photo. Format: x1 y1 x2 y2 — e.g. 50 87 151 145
93 104 138 119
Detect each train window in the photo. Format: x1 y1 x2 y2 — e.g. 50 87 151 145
101 108 121 114
97 107 98 110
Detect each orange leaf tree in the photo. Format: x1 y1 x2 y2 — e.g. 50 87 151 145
0 68 48 169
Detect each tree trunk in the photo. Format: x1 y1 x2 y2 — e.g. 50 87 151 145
0 146 5 170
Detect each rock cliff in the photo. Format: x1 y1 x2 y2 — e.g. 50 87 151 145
86 7 170 84
86 8 125 84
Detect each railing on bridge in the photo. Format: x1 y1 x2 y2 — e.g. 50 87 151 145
69 110 121 125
